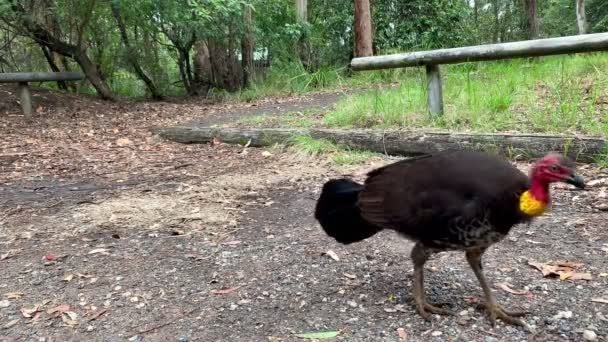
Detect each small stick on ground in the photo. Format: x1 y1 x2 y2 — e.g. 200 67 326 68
134 308 199 335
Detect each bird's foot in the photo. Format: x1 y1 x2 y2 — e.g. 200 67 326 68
416 301 453 320
477 301 530 329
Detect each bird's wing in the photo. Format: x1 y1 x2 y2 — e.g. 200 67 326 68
357 151 529 235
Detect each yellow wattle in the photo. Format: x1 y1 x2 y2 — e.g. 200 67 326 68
519 190 547 216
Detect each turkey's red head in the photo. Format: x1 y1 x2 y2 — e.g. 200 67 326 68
530 153 585 189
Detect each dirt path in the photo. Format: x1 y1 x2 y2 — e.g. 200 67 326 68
1 86 608 341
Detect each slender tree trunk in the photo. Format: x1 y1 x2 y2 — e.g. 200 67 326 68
576 0 588 34
492 0 500 43
523 0 539 39
177 48 191 93
354 0 373 57
295 0 310 68
295 0 307 23
110 0 163 99
193 40 212 95
241 4 254 88
40 45 68 90
73 50 115 100
474 0 479 27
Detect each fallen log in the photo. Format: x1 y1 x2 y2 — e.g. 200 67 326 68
156 126 607 162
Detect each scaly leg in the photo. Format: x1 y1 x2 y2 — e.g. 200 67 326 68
410 243 452 319
465 249 529 327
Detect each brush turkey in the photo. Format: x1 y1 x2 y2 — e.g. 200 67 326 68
314 150 584 328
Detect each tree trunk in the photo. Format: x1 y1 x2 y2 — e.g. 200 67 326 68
110 0 163 99
192 41 212 96
295 0 307 23
208 39 241 92
73 50 115 100
576 0 588 35
295 0 310 68
492 0 500 43
523 0 539 40
177 48 192 94
241 4 254 88
354 0 373 57
40 45 68 90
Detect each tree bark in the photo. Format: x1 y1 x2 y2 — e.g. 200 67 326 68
295 0 307 23
354 0 373 57
492 0 500 43
208 39 241 92
156 126 605 162
523 0 539 40
241 4 254 88
110 0 163 100
192 41 212 96
576 0 588 35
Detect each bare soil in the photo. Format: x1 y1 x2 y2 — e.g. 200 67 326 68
1 84 608 342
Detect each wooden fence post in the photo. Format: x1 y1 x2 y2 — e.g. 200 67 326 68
18 82 32 121
425 64 444 117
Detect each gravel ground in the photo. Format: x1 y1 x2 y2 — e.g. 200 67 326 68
1 86 607 341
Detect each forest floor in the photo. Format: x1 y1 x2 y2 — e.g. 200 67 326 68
1 84 608 342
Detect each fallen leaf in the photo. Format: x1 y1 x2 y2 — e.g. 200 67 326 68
528 260 591 281
63 274 74 282
4 292 24 299
21 305 41 318
43 254 55 261
600 273 608 277
294 331 340 339
88 248 110 255
343 273 356 279
495 282 528 295
116 138 132 146
591 298 608 304
0 253 10 260
211 286 241 295
25 312 42 324
261 151 273 157
397 327 408 342
3 319 19 329
47 304 70 315
64 311 78 321
323 250 340 262
61 312 79 327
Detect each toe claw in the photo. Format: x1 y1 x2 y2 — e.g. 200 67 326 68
416 301 453 319
479 302 528 328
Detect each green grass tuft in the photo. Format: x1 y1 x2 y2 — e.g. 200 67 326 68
288 135 377 165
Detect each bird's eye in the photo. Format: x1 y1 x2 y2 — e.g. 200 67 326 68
549 165 559 172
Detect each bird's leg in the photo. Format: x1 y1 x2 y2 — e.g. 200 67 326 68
411 243 452 319
465 249 529 327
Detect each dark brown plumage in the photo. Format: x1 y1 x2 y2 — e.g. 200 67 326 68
314 150 584 328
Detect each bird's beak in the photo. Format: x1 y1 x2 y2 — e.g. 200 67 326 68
565 173 585 189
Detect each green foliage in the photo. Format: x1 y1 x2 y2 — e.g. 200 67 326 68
373 0 473 50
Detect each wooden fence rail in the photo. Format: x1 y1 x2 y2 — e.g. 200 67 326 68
350 32 608 117
0 71 84 121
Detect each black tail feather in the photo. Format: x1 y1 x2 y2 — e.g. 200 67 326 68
314 178 382 244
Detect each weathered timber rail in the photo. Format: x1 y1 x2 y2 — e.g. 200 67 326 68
0 72 84 121
350 32 608 116
157 126 606 162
